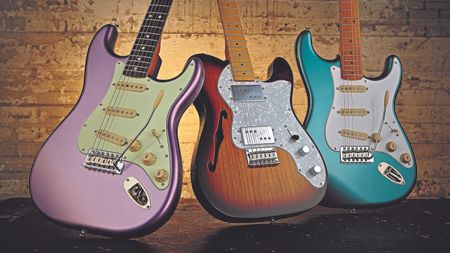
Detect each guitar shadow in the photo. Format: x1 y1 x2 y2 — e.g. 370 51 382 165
197 211 441 253
0 199 158 253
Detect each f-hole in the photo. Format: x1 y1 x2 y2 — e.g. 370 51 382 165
208 110 228 172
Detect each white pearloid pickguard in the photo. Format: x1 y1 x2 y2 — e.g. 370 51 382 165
217 65 326 188
325 59 414 168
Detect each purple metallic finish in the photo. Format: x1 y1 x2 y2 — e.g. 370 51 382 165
29 25 204 237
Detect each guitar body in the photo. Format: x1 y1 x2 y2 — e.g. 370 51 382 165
29 25 204 237
191 54 326 222
296 31 416 207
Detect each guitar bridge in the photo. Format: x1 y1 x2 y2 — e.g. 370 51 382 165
340 146 374 163
246 148 280 167
84 149 124 174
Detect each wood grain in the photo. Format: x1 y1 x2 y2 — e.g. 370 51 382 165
191 55 322 220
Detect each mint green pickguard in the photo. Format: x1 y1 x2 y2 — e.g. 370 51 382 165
78 61 195 190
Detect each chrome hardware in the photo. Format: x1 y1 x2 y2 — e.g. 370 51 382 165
246 148 279 167
299 145 310 156
378 162 405 185
241 126 275 146
231 85 264 102
309 165 322 176
124 177 150 209
340 146 374 163
84 149 124 174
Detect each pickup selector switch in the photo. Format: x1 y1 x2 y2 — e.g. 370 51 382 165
298 145 310 156
142 152 156 166
309 165 321 176
386 141 397 152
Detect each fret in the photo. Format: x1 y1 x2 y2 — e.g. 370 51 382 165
123 0 173 77
339 0 363 79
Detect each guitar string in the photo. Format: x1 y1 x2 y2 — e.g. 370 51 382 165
96 0 162 152
94 0 169 152
224 0 256 154
111 0 170 152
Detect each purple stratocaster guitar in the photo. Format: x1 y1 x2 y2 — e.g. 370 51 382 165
30 0 204 238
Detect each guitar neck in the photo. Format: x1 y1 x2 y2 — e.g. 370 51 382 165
123 0 173 78
339 0 363 80
217 0 255 81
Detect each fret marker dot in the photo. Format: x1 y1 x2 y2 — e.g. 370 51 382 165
134 67 138 70
146 35 150 38
158 15 162 19
142 47 146 50
138 57 142 60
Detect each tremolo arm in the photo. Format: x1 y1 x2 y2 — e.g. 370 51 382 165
114 89 165 166
369 90 389 154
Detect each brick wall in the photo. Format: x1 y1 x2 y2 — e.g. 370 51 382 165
0 0 449 199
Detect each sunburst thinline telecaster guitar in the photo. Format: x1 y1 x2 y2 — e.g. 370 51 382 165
296 0 416 207
29 0 204 238
191 0 327 222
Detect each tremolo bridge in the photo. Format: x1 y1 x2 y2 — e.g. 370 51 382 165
84 149 124 174
241 126 279 167
340 146 374 163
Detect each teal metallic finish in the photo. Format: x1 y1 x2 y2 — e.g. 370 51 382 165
296 31 417 207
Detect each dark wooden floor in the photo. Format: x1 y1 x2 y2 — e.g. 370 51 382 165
0 198 449 253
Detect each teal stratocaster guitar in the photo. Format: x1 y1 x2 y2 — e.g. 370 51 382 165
296 0 416 207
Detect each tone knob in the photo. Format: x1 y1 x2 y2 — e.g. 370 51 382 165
309 165 321 176
154 169 169 183
371 133 381 143
298 145 310 156
400 153 411 164
386 142 397 152
142 152 156 166
129 140 142 152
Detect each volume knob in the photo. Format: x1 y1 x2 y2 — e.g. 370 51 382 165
309 165 321 176
298 145 310 156
386 142 397 152
142 152 156 166
129 140 142 152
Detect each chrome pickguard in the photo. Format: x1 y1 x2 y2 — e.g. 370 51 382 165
217 65 326 188
325 60 414 168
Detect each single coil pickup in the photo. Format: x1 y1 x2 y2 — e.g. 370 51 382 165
338 108 369 116
340 146 374 163
96 129 128 146
339 129 369 140
337 85 367 93
105 107 138 118
114 82 147 92
84 149 124 174
246 148 280 167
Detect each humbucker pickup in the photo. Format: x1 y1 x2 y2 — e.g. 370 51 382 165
231 85 264 102
84 149 124 174
241 126 275 146
340 146 374 163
